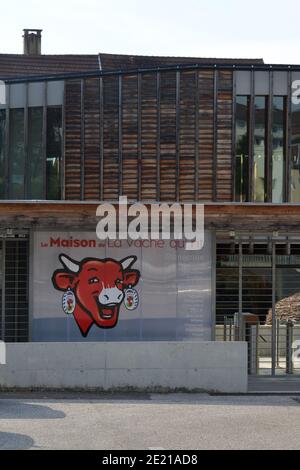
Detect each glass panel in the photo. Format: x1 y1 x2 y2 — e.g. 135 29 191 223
235 96 249 202
253 97 267 202
272 97 285 203
9 108 25 199
46 107 62 200
28 107 43 199
291 99 300 202
0 110 5 199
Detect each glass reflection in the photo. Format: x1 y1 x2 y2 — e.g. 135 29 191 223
235 96 249 202
291 100 300 202
272 97 285 203
253 97 267 202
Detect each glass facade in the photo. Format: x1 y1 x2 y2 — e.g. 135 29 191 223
28 107 43 199
253 97 267 202
291 99 300 202
9 109 25 199
235 96 249 202
46 107 62 200
272 97 285 203
235 95 287 203
1 106 62 200
0 110 5 199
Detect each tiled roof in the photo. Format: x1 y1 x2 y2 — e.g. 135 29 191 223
0 54 99 78
99 53 265 70
0 52 264 79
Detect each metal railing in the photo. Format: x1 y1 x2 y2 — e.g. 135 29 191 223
215 315 300 375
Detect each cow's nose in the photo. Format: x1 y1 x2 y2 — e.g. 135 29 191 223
117 293 123 300
104 294 109 301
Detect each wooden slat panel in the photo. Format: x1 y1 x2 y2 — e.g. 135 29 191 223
179 71 196 201
198 70 214 201
160 71 176 201
84 78 100 200
65 80 82 200
216 70 233 201
122 75 138 200
102 76 119 200
141 73 158 201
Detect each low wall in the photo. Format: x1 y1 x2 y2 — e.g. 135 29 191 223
0 342 248 393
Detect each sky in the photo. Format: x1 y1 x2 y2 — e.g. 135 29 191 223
1 0 300 64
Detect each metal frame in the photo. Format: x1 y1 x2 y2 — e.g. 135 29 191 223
42 81 47 200
23 83 29 200
4 85 10 198
231 71 237 201
156 72 161 201
80 79 85 200
175 70 180 202
118 75 123 196
249 69 255 202
286 70 292 203
267 72 274 202
194 71 199 201
137 73 142 201
5 63 300 86
213 68 218 202
99 76 104 201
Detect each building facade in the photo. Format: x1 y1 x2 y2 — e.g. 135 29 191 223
1 30 300 381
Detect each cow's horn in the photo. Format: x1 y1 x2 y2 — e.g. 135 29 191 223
121 256 136 270
59 254 80 273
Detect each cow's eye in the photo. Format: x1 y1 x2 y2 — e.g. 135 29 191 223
89 277 99 284
116 279 123 287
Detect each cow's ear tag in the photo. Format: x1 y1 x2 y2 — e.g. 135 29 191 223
124 286 139 311
62 288 76 315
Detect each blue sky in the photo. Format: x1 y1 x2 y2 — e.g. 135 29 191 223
1 0 299 64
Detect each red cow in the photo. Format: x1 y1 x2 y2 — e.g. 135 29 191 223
52 254 140 337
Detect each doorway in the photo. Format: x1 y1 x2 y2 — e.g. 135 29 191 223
0 233 29 342
216 234 300 376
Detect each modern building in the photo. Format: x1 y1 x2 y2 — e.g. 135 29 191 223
0 29 300 390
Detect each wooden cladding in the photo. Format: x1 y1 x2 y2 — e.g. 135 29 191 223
64 69 233 202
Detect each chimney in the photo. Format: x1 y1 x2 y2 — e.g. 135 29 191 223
23 29 42 55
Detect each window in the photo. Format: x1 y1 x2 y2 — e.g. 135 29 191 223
0 110 5 199
272 97 286 203
9 109 25 199
235 95 287 202
1 106 62 200
46 107 62 200
235 96 249 202
253 97 267 202
291 100 300 202
28 107 43 199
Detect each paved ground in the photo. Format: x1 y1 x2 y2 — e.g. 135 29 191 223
1 392 300 450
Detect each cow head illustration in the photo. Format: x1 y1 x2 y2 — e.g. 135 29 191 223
52 254 140 337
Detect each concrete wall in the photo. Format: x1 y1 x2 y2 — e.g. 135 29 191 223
0 342 247 393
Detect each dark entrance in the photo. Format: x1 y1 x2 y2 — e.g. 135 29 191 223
0 232 29 342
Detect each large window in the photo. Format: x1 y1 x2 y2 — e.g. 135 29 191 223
291 100 300 202
46 107 62 200
272 97 286 203
2 106 62 200
235 96 249 202
235 95 287 203
253 97 267 202
0 110 5 199
28 107 43 199
9 109 25 199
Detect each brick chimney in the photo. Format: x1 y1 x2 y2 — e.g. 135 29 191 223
23 29 42 55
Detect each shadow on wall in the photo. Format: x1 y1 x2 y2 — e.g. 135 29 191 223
0 432 34 450
0 400 66 419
